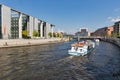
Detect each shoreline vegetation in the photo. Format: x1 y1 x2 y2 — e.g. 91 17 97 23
0 38 69 48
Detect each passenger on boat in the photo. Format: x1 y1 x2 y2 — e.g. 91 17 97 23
74 46 78 51
78 42 84 47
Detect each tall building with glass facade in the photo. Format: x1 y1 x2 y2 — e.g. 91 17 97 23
75 28 89 37
114 21 120 36
0 4 55 39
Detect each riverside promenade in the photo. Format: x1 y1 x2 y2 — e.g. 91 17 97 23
0 38 65 48
102 37 120 47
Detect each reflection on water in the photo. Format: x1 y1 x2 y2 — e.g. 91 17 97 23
0 41 120 80
96 42 99 46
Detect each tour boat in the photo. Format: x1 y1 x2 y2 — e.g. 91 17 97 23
68 40 95 56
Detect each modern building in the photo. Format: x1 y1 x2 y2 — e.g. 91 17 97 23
0 4 54 39
75 28 89 37
113 21 120 36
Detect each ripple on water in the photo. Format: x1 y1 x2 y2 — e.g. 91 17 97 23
0 41 120 80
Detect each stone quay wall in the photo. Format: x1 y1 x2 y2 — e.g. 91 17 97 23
102 37 120 47
0 38 65 48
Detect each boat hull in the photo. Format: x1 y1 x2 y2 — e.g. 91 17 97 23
68 50 83 56
68 47 94 56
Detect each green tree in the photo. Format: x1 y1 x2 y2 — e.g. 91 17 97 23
56 33 59 37
22 29 29 38
53 33 56 37
111 33 118 37
48 32 52 37
59 33 63 38
33 29 39 37
118 32 120 37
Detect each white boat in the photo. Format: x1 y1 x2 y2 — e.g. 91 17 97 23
68 40 95 56
95 39 100 42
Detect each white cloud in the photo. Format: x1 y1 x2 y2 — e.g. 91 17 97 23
108 16 120 22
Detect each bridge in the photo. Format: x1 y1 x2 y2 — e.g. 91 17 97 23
73 36 103 40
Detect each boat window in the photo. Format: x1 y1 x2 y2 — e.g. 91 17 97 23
80 49 82 51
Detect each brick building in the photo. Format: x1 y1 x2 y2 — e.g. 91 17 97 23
91 26 113 37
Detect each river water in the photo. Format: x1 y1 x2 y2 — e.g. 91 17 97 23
0 40 120 80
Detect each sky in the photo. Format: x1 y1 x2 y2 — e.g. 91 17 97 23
0 0 120 34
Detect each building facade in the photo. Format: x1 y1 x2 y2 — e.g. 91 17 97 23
92 26 113 37
113 21 120 36
0 4 54 39
107 26 113 37
75 28 89 37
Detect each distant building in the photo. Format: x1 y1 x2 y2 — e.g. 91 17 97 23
107 26 113 37
92 26 113 37
90 32 94 36
75 28 89 37
113 21 120 36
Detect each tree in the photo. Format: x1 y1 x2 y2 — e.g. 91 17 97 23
56 33 60 37
53 33 56 37
59 33 63 38
56 32 63 38
48 32 52 37
33 29 39 37
22 29 29 38
111 33 119 37
118 32 120 37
